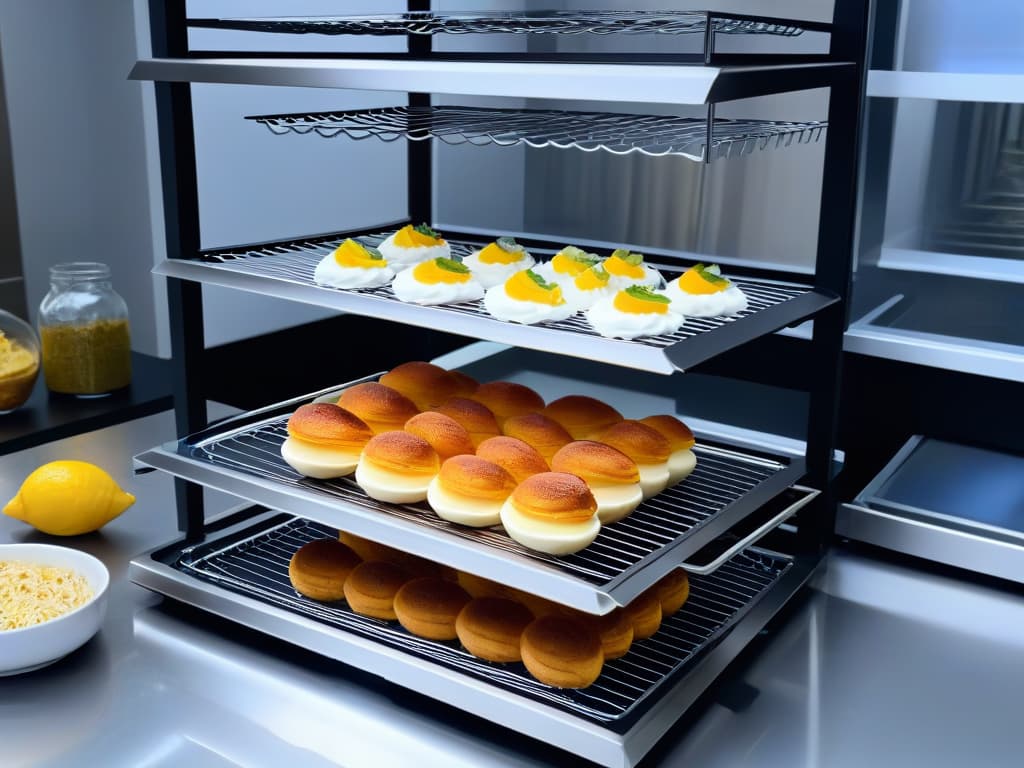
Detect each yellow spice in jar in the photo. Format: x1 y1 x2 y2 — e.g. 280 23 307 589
0 331 39 410
40 319 131 395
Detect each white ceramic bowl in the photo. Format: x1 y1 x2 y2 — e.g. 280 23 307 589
0 543 109 675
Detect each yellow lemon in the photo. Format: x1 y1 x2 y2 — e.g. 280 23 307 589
3 460 135 536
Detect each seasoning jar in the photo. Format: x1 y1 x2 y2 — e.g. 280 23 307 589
38 262 132 396
0 309 40 412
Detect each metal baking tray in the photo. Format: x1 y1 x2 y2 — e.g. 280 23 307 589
130 506 815 768
134 373 811 614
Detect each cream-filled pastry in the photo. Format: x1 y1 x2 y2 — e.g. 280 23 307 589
377 223 450 270
280 403 374 479
469 381 545 427
551 441 642 524
601 249 665 291
404 411 476 462
437 397 502 447
313 238 394 289
665 263 748 317
531 246 600 287
337 382 420 434
380 361 460 411
639 414 698 485
446 370 479 398
392 257 485 306
593 420 672 499
463 237 535 289
502 413 573 464
483 269 575 325
427 455 517 527
500 472 600 555
586 286 684 340
561 265 616 310
476 436 550 484
542 395 622 440
355 431 441 504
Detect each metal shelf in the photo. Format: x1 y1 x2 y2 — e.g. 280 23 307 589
130 507 813 767
188 10 813 38
154 226 836 376
248 105 826 163
129 58 854 106
132 375 812 615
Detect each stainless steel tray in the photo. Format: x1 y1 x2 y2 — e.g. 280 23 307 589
134 375 811 614
130 508 815 768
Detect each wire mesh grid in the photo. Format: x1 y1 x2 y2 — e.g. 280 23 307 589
177 516 792 724
189 11 807 37
188 415 787 587
248 106 826 162
199 229 812 353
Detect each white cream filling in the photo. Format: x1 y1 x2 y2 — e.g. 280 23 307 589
499 501 600 555
391 268 485 306
586 297 684 340
377 234 450 270
312 256 395 289
604 264 666 292
483 284 577 325
280 437 360 479
667 449 697 486
666 282 748 317
463 250 535 289
426 477 505 527
637 463 671 499
355 459 435 504
590 482 644 524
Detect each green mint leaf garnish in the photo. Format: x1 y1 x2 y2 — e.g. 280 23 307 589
414 223 441 239
526 269 557 290
560 246 598 266
436 257 469 274
496 236 523 253
590 266 610 282
624 285 670 303
696 264 729 285
611 248 644 266
365 246 384 261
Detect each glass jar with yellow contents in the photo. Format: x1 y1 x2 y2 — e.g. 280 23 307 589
0 309 40 412
38 263 131 396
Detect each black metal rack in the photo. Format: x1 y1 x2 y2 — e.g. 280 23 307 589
135 2 869 764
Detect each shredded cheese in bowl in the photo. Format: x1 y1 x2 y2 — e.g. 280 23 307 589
0 560 94 631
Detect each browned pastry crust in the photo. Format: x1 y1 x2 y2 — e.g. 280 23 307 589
469 381 546 426
337 382 420 433
509 472 598 523
436 455 517 501
447 369 480 398
286 403 374 450
639 414 696 451
622 590 663 641
337 531 447 579
593 420 671 464
475 436 549 484
455 597 535 663
288 538 362 602
393 577 472 640
361 431 440 475
542 395 623 440
380 361 460 411
501 413 573 463
436 397 502 448
520 615 604 688
404 411 476 461
550 440 640 485
343 561 412 620
651 569 690 616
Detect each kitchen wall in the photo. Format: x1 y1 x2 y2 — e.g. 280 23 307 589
0 35 25 321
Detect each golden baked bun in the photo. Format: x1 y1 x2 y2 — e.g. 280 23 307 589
456 570 508 599
651 569 690 616
436 397 501 448
550 440 643 524
622 590 662 641
476 436 549 484
380 361 460 412
343 560 411 620
355 431 440 504
288 538 362 602
469 381 545 427
404 411 476 461
542 395 623 440
394 577 472 640
640 414 697 485
338 531 448 579
427 455 517 528
501 413 573 463
281 403 374 479
499 472 600 555
521 615 604 688
589 608 634 660
455 597 534 663
593 420 672 499
447 369 480 398
338 382 420 434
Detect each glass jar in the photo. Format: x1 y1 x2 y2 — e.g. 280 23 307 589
0 309 40 412
38 262 132 396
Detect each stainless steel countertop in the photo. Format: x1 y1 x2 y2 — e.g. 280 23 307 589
2 409 1023 768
